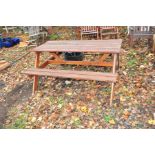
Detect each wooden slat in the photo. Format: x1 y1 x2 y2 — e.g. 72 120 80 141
100 26 116 30
0 62 11 71
101 32 118 35
0 60 7 64
99 54 110 62
22 68 118 82
24 68 117 76
39 55 54 68
47 60 113 67
81 26 98 32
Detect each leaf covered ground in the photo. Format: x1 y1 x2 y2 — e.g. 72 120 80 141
0 26 155 129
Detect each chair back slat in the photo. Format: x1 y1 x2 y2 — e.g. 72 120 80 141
128 26 151 34
100 26 116 30
22 26 41 37
81 26 98 32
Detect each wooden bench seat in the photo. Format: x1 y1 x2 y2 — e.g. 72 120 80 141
22 68 117 82
22 68 118 105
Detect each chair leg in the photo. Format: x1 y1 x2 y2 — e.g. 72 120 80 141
97 33 99 40
148 38 152 48
110 82 114 105
81 33 83 40
116 33 119 39
101 34 102 40
129 35 134 47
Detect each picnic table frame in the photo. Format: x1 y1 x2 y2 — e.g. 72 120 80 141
26 39 122 104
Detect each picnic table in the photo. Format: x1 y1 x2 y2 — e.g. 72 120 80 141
22 39 122 105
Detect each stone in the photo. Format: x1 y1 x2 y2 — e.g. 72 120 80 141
65 80 72 85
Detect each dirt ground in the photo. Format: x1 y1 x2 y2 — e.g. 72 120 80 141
0 27 155 129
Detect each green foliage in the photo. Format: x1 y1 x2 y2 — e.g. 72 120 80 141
73 118 81 126
127 59 137 68
101 87 111 93
49 96 55 105
104 115 112 123
146 97 153 104
49 34 59 40
57 97 64 109
10 114 27 129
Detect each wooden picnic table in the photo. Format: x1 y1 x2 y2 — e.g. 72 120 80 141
23 39 122 105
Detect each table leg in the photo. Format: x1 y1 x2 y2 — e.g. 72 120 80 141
153 34 155 53
110 82 114 105
112 54 117 74
33 52 40 94
110 54 117 105
117 53 120 71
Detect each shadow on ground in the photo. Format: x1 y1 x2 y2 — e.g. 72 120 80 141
0 81 32 128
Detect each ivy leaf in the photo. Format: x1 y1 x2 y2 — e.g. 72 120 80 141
104 115 111 123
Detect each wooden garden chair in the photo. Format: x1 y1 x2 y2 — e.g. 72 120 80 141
100 26 119 39
22 26 47 46
80 26 99 40
2 26 17 33
128 26 154 47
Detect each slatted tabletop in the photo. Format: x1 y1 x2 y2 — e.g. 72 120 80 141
31 39 122 54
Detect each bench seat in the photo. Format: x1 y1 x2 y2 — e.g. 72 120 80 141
22 68 117 82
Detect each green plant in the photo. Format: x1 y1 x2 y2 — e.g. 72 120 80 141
49 96 55 105
127 59 137 68
146 97 153 104
73 117 81 126
49 34 59 40
101 87 111 93
128 70 136 77
11 115 27 129
57 97 64 109
104 115 112 123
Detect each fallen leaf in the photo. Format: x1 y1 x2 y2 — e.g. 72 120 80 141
89 120 95 127
123 71 127 75
86 94 92 99
31 117 36 123
148 120 155 125
122 110 130 120
80 106 88 113
49 113 59 121
120 96 126 102
123 110 130 116
109 119 115 125
38 117 42 122
18 42 28 47
65 92 72 96
131 121 137 127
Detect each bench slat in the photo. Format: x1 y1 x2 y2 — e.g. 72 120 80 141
22 68 117 82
